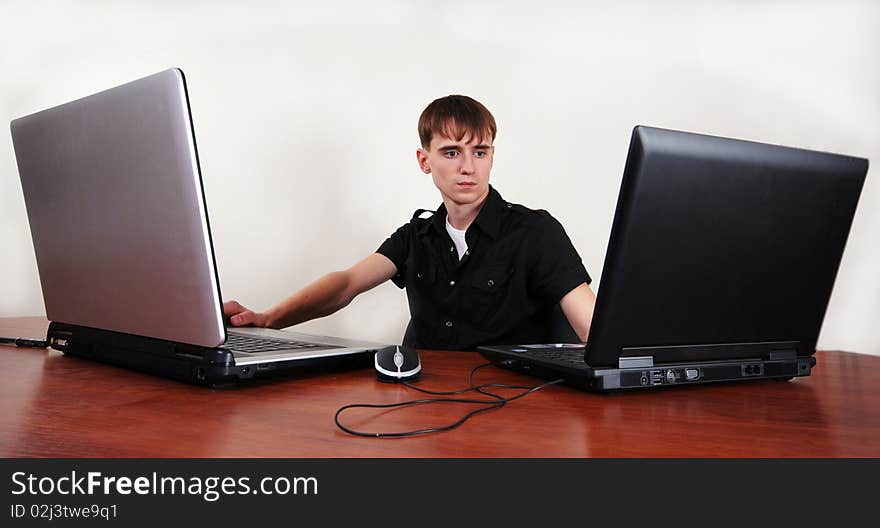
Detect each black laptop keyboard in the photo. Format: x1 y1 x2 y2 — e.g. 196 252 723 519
224 333 321 353
510 346 588 369
531 349 587 366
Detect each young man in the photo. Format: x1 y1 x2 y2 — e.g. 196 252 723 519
224 95 596 350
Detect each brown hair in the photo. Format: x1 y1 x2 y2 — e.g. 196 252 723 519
418 95 497 149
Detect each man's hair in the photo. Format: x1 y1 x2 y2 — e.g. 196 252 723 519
418 95 497 149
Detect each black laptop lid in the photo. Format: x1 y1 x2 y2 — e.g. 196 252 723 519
585 126 867 367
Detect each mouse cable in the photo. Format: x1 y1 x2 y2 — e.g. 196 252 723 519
400 362 534 398
334 362 564 438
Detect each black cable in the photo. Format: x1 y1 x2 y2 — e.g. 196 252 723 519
334 362 564 438
399 362 535 396
334 397 505 438
0 336 48 348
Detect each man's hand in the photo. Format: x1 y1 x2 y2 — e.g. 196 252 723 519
223 300 274 328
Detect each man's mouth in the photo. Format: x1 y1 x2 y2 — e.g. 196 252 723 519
457 181 477 187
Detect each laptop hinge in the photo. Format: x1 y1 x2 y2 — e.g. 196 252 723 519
618 356 654 369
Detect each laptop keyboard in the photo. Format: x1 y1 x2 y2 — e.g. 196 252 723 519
512 347 588 369
224 333 321 353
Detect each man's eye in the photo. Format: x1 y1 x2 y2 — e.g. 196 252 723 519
444 151 459 158
475 150 487 157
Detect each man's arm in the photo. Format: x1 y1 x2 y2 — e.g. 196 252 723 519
559 283 597 343
224 253 398 329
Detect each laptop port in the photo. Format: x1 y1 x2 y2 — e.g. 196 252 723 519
741 363 762 377
651 371 663 385
685 369 699 381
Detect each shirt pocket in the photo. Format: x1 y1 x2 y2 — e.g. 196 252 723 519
468 265 513 323
410 261 440 339
412 262 437 286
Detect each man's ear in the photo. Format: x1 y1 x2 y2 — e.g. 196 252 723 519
416 148 431 174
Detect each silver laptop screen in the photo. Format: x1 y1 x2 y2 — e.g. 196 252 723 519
11 69 225 347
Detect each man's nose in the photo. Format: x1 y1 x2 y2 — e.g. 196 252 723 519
460 154 475 174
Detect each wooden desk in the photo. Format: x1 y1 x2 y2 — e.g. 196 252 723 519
1 317 878 457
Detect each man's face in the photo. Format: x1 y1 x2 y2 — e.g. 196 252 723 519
416 132 494 207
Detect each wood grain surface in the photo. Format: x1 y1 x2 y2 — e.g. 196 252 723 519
1 317 877 457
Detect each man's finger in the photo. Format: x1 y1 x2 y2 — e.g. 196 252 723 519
223 300 245 316
230 310 254 326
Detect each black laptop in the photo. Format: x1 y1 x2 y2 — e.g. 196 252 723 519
479 126 867 391
11 69 384 385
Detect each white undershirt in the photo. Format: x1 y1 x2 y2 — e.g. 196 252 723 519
445 216 468 260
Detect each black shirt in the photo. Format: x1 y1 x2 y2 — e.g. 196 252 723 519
377 186 591 351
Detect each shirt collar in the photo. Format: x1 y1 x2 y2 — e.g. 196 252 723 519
417 185 506 240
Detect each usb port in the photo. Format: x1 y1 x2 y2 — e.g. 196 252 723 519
685 369 699 380
651 371 663 385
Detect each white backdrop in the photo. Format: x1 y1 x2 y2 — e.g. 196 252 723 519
2 0 877 355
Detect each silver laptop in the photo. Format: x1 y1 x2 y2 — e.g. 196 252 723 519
11 68 384 384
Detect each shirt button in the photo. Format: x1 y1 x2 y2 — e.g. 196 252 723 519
449 246 454 253
416 272 422 279
445 321 453 328
487 279 495 287
449 280 455 286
